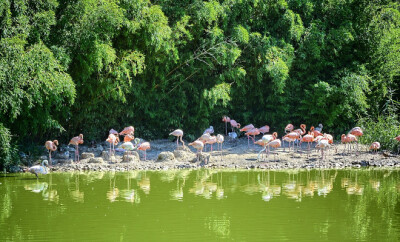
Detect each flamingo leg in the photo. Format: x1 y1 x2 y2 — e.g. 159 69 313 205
258 147 266 161
145 150 147 161
225 122 227 136
247 135 250 148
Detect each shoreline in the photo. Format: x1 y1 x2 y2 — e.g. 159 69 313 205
18 137 400 172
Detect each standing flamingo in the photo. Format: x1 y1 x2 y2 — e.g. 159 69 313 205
300 132 314 157
45 140 58 165
315 139 330 160
230 119 241 131
369 142 380 154
199 133 211 151
256 132 278 160
258 125 270 135
310 126 323 138
282 136 296 152
169 129 185 148
240 124 255 147
342 134 357 153
246 128 260 144
283 124 294 150
349 127 363 152
189 140 204 162
216 134 224 160
265 139 282 161
26 160 49 178
205 136 217 152
138 142 151 161
284 131 301 152
222 116 231 136
106 134 119 156
69 134 83 162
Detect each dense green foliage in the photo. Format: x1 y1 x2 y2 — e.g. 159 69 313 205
1 0 400 168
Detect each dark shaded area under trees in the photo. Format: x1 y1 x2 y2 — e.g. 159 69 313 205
1 0 399 169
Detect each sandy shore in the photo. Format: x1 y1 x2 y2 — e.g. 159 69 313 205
33 137 400 172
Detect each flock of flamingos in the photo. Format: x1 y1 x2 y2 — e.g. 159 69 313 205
27 115 400 177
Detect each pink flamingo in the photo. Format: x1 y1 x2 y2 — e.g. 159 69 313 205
69 134 83 162
106 134 119 156
119 126 135 136
138 142 150 160
283 124 294 150
245 128 260 144
240 124 255 147
284 131 301 152
189 140 204 162
369 142 380 154
258 125 270 135
123 134 135 142
349 127 363 152
45 140 58 165
216 134 224 160
315 139 330 160
341 134 357 153
310 126 323 137
255 139 267 160
293 124 306 136
282 136 296 152
222 116 230 136
205 136 217 152
169 129 185 147
300 132 314 157
257 132 278 159
230 119 240 131
266 139 282 161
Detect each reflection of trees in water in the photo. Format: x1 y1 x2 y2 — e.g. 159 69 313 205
342 169 400 241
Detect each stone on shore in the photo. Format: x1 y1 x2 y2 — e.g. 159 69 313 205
122 151 139 163
173 149 196 162
81 152 95 159
89 157 104 163
157 152 176 162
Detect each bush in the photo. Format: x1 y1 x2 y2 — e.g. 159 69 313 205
0 123 19 171
357 115 400 153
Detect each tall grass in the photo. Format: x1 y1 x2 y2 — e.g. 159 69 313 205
357 115 400 152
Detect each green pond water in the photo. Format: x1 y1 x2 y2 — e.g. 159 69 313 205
1 169 400 241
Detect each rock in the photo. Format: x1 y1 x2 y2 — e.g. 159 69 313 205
81 152 95 159
89 157 104 163
176 145 191 152
173 150 196 161
122 153 139 163
191 152 210 164
157 152 176 162
40 156 47 160
57 151 70 159
97 145 104 151
101 151 111 160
